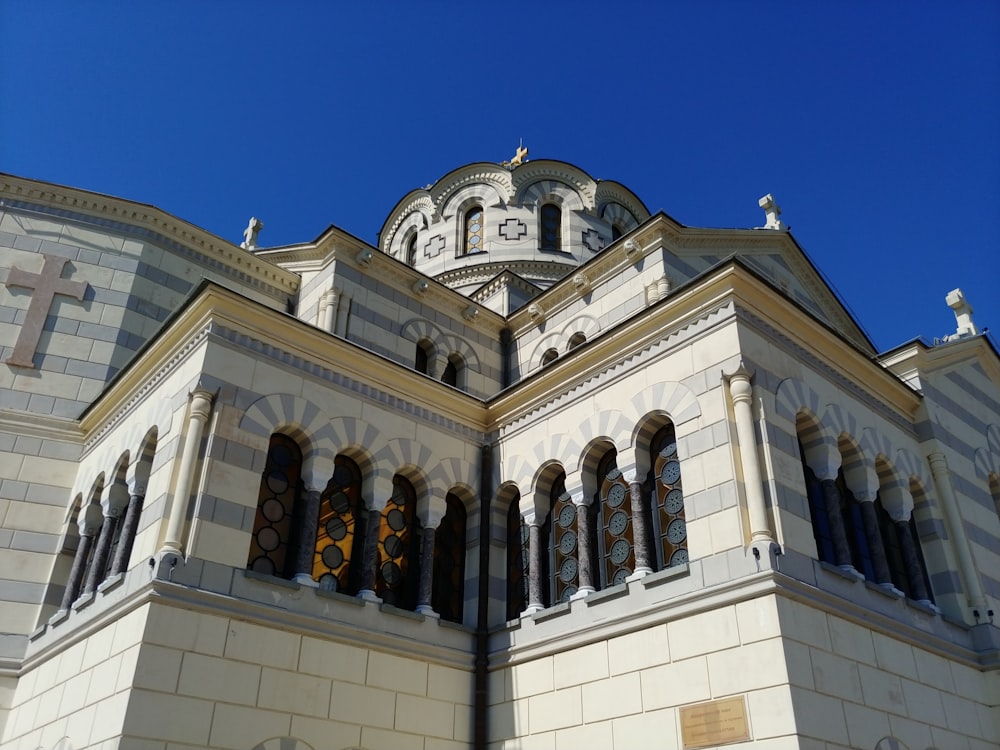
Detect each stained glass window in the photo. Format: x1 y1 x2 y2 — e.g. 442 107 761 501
799 454 836 565
598 452 634 586
432 492 466 623
540 204 561 252
376 475 420 608
464 206 484 256
651 425 687 569
548 472 577 603
506 493 528 620
313 455 363 593
248 434 302 578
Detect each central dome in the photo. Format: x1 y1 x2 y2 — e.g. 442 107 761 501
378 160 650 314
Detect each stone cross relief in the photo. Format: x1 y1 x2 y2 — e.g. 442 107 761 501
4 254 89 368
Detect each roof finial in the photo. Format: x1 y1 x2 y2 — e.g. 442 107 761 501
943 288 980 341
240 217 264 250
757 194 786 231
502 140 529 170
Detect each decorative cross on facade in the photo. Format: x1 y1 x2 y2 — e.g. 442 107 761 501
4 254 89 368
582 229 606 253
424 235 446 258
498 218 527 241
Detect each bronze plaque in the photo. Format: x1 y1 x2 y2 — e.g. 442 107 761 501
680 696 750 749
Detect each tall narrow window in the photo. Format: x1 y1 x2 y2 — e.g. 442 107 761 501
611 224 624 241
376 475 421 609
548 473 577 603
442 354 462 387
314 455 364 593
464 206 484 256
248 434 302 578
840 470 874 580
799 454 835 564
540 204 561 252
432 492 467 623
406 234 418 265
651 425 687 568
506 494 528 620
597 452 634 586
415 340 432 375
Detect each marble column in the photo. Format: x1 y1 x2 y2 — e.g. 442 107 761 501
819 477 854 569
896 518 931 603
728 370 773 543
323 288 339 332
928 451 987 611
83 482 129 595
161 389 214 555
61 511 101 610
526 515 545 613
628 478 653 576
855 491 892 585
357 507 383 600
292 487 323 586
110 489 145 576
573 495 595 596
416 511 443 617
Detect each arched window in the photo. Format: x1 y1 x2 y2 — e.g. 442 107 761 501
540 203 561 252
463 206 484 256
841 470 874 579
597 451 634 587
406 234 418 265
248 434 302 578
799 452 836 565
415 339 432 375
376 475 421 609
314 455 364 593
651 425 687 568
611 223 625 241
505 493 528 620
568 332 587 351
442 353 463 387
548 472 577 603
432 492 467 623
541 348 558 367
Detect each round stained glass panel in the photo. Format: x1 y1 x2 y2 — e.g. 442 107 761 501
266 471 288 493
670 548 689 566
660 460 681 485
558 504 576 528
608 510 629 535
326 517 347 540
612 568 630 586
321 544 343 569
667 518 687 544
558 530 577 555
256 527 280 552
606 483 626 508
329 491 350 514
386 508 406 532
610 539 631 565
665 489 684 515
383 534 403 558
332 465 352 485
251 556 275 575
381 561 402 585
559 557 578 582
261 498 285 523
318 573 337 592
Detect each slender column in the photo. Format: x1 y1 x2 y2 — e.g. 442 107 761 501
728 370 773 543
928 451 987 610
323 288 339 332
573 495 594 596
111 491 145 575
84 483 129 594
292 488 323 586
357 508 383 599
855 491 892 584
61 513 100 609
161 389 214 555
896 519 930 603
416 517 442 616
526 516 545 613
628 479 653 576
817 478 853 568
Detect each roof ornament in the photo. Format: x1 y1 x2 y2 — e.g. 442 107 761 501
240 217 264 250
502 140 529 170
942 288 981 341
757 194 787 231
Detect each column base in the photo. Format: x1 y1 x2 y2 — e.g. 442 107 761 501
357 589 382 603
416 605 439 618
570 587 595 600
626 568 653 582
293 573 318 588
523 604 545 615
877 582 906 599
838 564 866 582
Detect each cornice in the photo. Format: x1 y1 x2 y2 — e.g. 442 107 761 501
435 261 574 292
0 410 83 443
0 175 299 298
880 336 1000 386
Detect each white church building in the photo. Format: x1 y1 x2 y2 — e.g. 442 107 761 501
0 156 998 749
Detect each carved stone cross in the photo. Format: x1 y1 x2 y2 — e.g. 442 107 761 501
4 254 89 368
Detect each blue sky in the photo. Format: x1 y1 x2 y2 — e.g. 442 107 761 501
2 2 998 352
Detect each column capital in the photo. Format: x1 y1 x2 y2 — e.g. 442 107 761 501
102 483 130 516
725 363 755 402
189 388 215 420
77 504 104 537
568 490 591 508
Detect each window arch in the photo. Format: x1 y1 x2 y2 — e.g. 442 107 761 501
540 203 561 252
597 450 634 586
248 434 302 578
505 492 528 620
442 353 463 388
567 332 587 351
541 348 559 367
463 206 484 256
415 339 433 375
376 475 421 608
432 492 467 623
313 455 364 593
611 223 625 241
651 424 687 568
